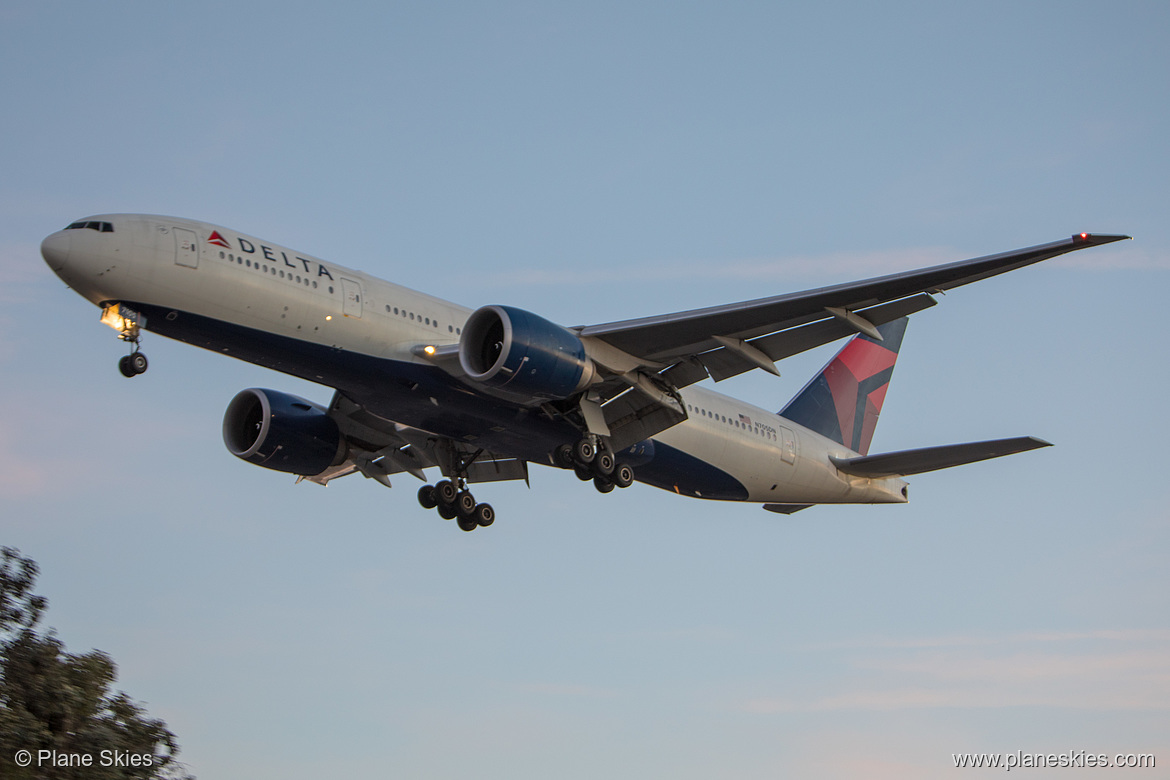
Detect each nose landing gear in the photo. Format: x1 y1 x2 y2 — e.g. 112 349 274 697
118 350 149 377
101 303 149 378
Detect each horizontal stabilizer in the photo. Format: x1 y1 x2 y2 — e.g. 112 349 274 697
830 436 1052 478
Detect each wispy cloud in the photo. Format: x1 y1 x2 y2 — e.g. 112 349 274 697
740 629 1170 714
460 241 1163 292
0 241 52 301
512 682 619 699
459 247 958 289
808 628 1170 650
0 420 51 498
0 385 203 500
1053 244 1170 270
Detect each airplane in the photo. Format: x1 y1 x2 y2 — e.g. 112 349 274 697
40 215 1128 531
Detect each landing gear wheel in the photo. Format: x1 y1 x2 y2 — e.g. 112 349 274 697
474 503 495 527
435 480 458 506
554 443 575 469
437 503 457 520
417 485 438 509
455 491 477 518
573 438 596 465
593 476 614 494
612 462 634 488
593 451 615 476
574 467 594 482
457 515 478 532
118 355 136 377
129 352 148 374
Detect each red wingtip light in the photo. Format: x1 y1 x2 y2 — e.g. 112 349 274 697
1080 232 1089 240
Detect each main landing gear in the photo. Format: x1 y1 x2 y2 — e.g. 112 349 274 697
555 437 635 495
417 480 495 532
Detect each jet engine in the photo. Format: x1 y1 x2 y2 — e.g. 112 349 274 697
459 305 597 403
222 388 343 476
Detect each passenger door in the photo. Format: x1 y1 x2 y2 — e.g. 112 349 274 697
341 277 363 318
173 227 198 268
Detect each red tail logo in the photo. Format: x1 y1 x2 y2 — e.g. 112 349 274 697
779 318 909 455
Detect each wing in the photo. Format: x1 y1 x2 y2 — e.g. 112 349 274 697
577 233 1129 384
415 233 1127 452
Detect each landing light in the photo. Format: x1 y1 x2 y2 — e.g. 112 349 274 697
325 315 332 321
424 345 436 355
100 303 143 340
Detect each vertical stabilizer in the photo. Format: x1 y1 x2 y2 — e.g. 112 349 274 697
779 317 908 455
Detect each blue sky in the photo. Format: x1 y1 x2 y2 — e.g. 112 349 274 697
2 2 1167 777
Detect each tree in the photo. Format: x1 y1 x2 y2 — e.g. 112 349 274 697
0 547 193 779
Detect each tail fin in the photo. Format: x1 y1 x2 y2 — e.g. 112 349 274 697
779 317 908 455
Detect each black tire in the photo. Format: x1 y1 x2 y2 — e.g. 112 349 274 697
129 352 148 374
474 503 495 527
612 462 634 488
574 467 594 482
435 480 458 505
118 355 136 377
455 491 477 517
593 451 615 476
457 515 478 532
417 484 438 509
573 438 595 465
437 503 457 520
593 476 614 494
553 443 575 469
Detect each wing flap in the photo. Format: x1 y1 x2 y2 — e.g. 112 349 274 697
658 294 937 388
762 503 815 514
830 436 1052 478
466 457 529 484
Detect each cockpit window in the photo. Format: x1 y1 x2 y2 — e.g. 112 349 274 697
66 221 114 233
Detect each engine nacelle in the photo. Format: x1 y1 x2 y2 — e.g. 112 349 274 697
222 388 343 476
459 305 596 402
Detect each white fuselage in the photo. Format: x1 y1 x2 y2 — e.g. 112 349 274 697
42 214 908 507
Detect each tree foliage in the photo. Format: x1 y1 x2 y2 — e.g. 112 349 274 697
0 547 193 779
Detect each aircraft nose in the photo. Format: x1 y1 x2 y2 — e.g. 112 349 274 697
41 231 72 271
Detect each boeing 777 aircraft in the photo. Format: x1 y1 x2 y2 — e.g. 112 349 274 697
41 216 1128 531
